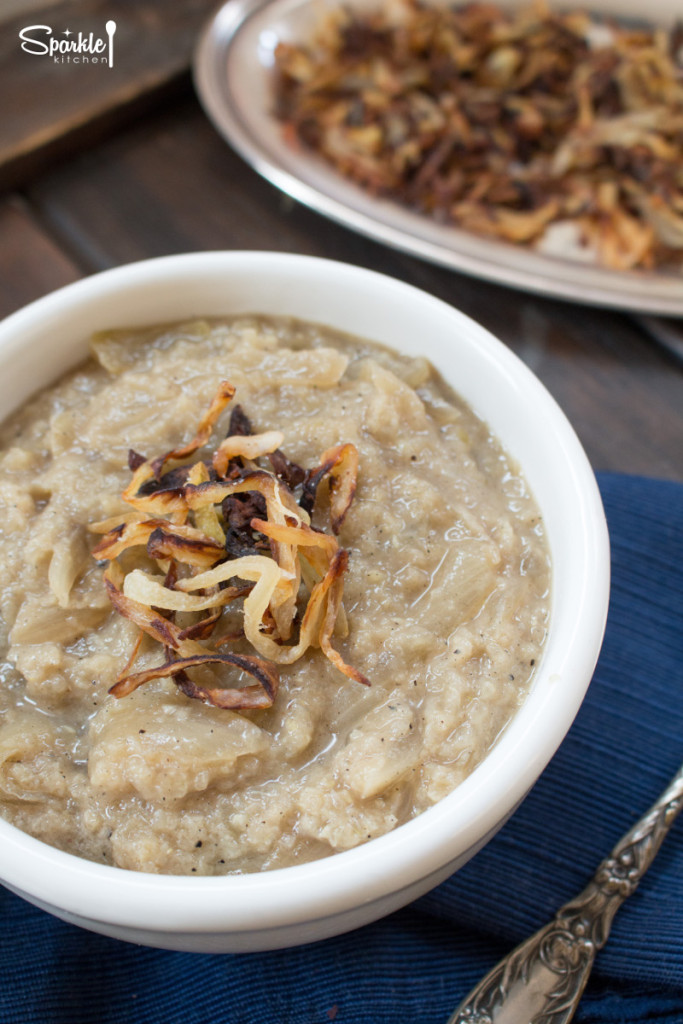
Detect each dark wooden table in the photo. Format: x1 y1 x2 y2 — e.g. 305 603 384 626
1 17 681 482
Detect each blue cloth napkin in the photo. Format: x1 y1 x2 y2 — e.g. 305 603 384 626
1 472 681 1024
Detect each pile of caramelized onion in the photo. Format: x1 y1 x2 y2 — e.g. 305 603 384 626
91 380 367 711
274 0 683 272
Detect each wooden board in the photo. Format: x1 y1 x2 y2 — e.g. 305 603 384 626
0 0 217 188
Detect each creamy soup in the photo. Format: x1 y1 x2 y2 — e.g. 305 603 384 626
0 316 549 874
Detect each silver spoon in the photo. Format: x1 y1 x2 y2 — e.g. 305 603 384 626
447 761 683 1024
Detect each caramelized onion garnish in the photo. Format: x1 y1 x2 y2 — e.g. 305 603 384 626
302 443 358 533
146 527 225 568
110 651 279 708
92 519 161 560
319 550 370 686
149 380 235 479
93 519 224 564
95 378 366 711
103 564 205 657
212 430 285 478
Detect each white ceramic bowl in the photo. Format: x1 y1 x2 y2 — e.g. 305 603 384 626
0 252 609 952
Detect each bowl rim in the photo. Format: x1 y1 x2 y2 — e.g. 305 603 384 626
0 251 610 934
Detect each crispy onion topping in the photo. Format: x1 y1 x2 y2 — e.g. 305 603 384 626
93 381 366 711
273 0 683 273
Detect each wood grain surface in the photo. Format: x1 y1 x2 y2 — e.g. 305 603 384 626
0 195 80 317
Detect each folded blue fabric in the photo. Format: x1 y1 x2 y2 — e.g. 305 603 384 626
1 472 681 1024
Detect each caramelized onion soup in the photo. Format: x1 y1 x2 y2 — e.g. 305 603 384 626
0 315 550 875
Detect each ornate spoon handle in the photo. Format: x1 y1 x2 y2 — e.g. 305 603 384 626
448 762 683 1024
